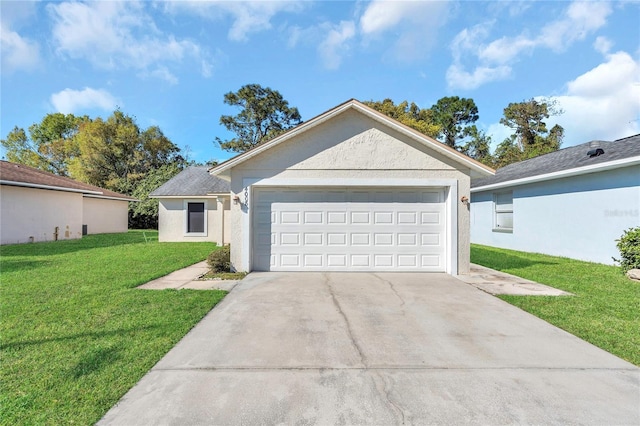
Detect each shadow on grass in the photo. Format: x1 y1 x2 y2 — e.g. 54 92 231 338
0 258 52 273
0 324 162 351
71 345 123 378
0 231 158 257
471 246 558 271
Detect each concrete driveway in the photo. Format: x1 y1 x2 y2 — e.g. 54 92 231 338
99 273 639 425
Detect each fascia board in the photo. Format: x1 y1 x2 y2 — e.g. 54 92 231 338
0 180 103 195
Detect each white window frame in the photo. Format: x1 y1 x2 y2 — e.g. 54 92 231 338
184 199 208 237
493 191 513 233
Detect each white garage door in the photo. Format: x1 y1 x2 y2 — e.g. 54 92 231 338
252 187 447 272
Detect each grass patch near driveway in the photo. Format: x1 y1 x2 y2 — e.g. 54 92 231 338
0 231 226 425
471 244 640 366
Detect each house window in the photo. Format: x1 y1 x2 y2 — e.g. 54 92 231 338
493 191 513 232
186 202 206 234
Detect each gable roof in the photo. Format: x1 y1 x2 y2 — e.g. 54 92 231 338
0 160 136 201
471 134 640 191
149 166 230 197
209 99 495 179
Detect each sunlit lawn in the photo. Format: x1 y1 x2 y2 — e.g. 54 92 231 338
0 231 226 425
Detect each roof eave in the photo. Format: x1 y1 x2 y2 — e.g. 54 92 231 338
0 180 104 195
209 99 495 178
471 156 640 193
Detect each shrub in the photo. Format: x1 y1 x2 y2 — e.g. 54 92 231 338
207 245 231 273
614 227 640 273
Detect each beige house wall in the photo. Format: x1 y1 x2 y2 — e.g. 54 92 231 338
227 110 472 273
82 197 129 235
157 197 230 244
0 185 83 244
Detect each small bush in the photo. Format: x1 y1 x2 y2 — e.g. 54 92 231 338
207 245 231 273
614 227 640 273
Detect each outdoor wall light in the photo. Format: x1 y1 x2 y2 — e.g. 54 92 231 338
460 195 469 205
233 195 241 205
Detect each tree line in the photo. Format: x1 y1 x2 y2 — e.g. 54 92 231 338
1 83 564 229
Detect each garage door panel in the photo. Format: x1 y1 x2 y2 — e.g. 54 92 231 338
253 188 447 272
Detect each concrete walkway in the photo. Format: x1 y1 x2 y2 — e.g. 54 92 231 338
100 272 639 425
137 261 569 296
137 261 238 291
458 264 572 296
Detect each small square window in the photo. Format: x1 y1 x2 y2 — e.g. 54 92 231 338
493 192 513 232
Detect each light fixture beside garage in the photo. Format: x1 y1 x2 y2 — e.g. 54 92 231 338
233 195 241 205
460 195 469 205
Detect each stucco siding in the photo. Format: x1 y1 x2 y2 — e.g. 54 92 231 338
228 111 473 274
82 197 129 234
0 185 83 244
157 197 230 244
471 166 639 264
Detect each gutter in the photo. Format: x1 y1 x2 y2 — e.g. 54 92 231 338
0 180 103 195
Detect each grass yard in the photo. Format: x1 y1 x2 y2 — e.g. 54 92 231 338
0 231 226 425
471 244 640 366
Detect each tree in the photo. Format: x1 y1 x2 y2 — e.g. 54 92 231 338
461 126 493 166
363 99 440 138
69 110 183 193
129 163 184 229
495 98 564 166
216 84 302 153
431 96 479 149
1 113 86 175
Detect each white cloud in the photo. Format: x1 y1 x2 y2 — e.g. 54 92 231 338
593 36 612 55
162 1 304 42
0 25 40 73
48 1 211 80
446 63 512 91
548 51 640 144
0 1 39 73
359 0 450 62
318 21 356 70
537 1 611 52
448 1 613 89
148 67 179 85
50 87 119 114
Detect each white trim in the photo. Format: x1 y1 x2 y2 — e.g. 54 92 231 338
242 178 459 274
1 180 103 195
82 194 137 202
210 100 494 178
183 199 208 237
471 157 640 192
150 194 226 199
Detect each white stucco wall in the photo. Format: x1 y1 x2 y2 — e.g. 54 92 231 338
82 197 129 235
227 109 472 273
470 165 640 265
0 185 83 244
157 197 230 244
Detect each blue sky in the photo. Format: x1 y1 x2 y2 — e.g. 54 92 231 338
2 0 639 164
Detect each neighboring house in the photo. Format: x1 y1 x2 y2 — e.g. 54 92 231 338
208 99 494 274
0 160 135 245
470 134 640 265
149 166 231 244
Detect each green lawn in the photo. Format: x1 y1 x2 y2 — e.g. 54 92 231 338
0 231 226 425
471 244 640 366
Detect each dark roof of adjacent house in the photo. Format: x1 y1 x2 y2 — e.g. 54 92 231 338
0 160 136 201
472 134 640 189
149 166 230 197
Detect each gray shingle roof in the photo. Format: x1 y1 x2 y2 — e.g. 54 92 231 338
472 134 640 188
149 166 230 197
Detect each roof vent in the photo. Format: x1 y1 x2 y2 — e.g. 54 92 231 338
587 148 605 157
